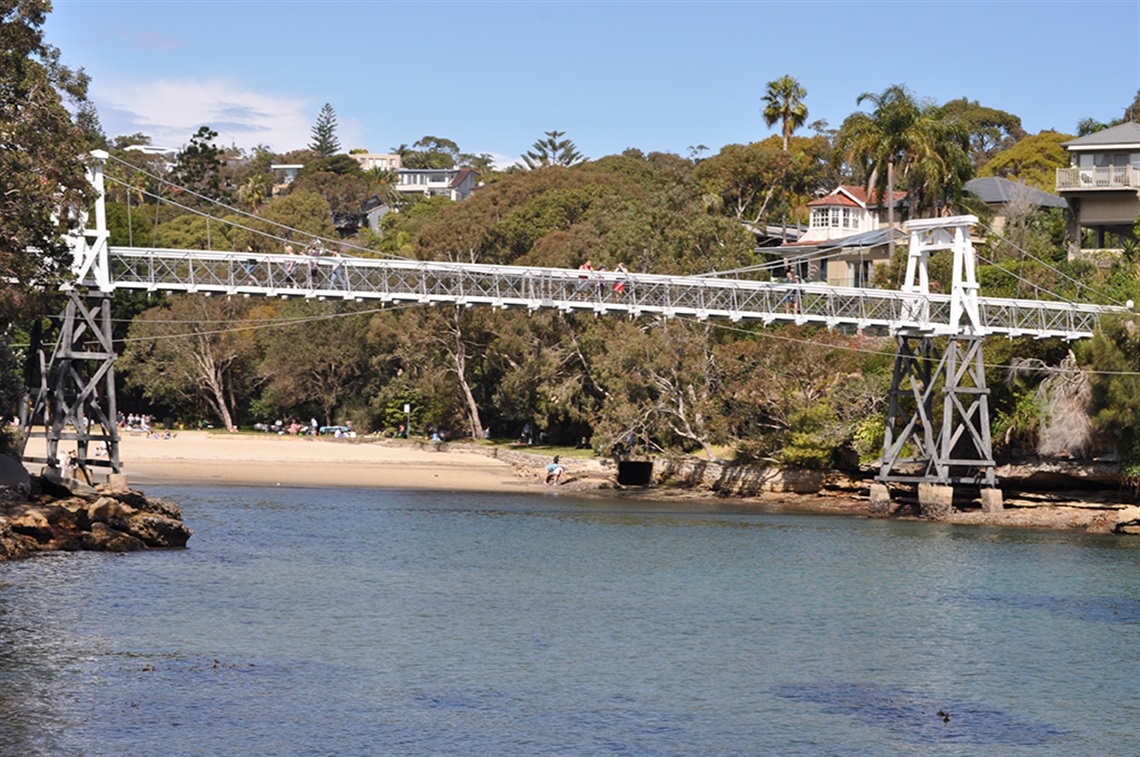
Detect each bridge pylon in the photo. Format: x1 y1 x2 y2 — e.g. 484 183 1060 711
20 291 123 481
874 216 1001 516
20 150 122 480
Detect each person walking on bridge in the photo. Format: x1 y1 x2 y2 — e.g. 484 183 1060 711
330 247 346 290
308 242 322 288
244 245 258 285
283 245 298 288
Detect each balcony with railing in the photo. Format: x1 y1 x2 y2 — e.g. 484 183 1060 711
1056 165 1140 191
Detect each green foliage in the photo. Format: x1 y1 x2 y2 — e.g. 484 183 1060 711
289 171 372 221
978 131 1072 193
248 190 336 245
0 0 94 322
119 296 261 429
938 98 1026 167
258 301 372 425
105 201 155 247
1079 313 1140 456
396 136 461 169
852 415 886 463
155 213 238 251
779 403 837 469
991 390 1042 459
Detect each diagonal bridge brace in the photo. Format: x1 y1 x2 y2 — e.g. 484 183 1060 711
21 292 122 479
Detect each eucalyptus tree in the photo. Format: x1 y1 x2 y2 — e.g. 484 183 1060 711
522 131 586 168
0 0 94 321
120 296 262 431
761 74 809 152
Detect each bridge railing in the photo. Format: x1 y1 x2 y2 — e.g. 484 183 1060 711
101 247 1114 340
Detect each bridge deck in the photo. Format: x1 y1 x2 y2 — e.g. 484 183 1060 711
93 247 1114 339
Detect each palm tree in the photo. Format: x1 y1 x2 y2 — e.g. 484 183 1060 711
367 166 401 207
762 75 808 152
836 84 970 256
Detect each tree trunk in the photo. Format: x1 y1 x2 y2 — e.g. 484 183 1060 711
887 158 896 260
450 310 484 441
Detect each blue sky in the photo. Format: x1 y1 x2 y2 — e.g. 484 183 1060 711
47 0 1140 166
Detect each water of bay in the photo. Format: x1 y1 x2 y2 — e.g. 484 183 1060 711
1 486 1137 756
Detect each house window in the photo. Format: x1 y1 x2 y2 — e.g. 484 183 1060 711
830 208 841 227
842 208 857 229
811 208 828 229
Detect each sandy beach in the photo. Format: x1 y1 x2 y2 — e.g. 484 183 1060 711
106 431 540 492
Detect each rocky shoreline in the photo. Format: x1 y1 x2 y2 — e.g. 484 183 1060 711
2 443 1137 562
0 473 192 561
485 446 1140 536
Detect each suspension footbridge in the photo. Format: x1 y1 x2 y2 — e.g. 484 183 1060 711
20 151 1134 515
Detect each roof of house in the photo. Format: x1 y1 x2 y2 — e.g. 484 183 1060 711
449 168 474 189
778 225 906 254
1060 121 1140 149
810 185 908 208
807 192 860 208
964 177 1068 209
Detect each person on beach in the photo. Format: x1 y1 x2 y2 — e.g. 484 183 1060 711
544 456 564 485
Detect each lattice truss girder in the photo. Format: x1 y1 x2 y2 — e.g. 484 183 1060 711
22 292 122 477
102 248 1109 339
878 335 995 486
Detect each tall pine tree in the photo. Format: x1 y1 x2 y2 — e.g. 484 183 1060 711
309 103 341 158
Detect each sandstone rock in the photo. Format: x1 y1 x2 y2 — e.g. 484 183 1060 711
88 497 137 523
121 513 192 548
133 496 183 520
0 520 37 559
90 522 146 551
39 473 101 502
1113 505 1140 535
8 508 52 542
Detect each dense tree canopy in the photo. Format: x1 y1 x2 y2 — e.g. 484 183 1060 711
0 0 94 320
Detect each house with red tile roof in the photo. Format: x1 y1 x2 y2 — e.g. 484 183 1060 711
773 185 907 287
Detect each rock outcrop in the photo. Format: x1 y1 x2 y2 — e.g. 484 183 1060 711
0 474 191 560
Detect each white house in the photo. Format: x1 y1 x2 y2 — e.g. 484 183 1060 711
394 167 477 202
775 185 907 287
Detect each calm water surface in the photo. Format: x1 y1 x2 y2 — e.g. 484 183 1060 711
1 486 1137 756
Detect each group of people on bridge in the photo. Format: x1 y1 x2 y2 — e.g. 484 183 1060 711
243 242 347 291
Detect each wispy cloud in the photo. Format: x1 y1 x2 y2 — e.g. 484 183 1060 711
93 78 313 152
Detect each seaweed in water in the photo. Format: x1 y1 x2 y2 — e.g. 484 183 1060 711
773 681 1070 747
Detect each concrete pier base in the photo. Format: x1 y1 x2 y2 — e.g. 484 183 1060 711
918 483 954 520
980 488 1004 513
868 483 892 517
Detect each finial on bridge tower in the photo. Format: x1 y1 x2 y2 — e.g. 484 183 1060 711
902 215 984 336
69 149 112 291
